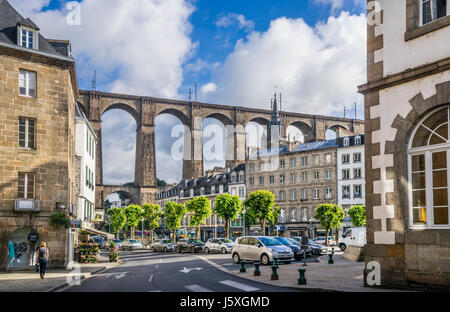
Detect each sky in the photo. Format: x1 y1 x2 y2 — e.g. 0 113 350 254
9 0 368 185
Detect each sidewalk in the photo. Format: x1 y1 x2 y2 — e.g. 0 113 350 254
201 254 408 292
0 254 121 292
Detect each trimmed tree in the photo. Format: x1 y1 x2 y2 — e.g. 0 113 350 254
124 204 144 239
314 204 345 246
348 205 366 227
107 207 126 239
163 201 186 241
186 197 212 239
244 190 275 235
243 209 256 235
142 203 162 243
214 193 243 239
268 206 281 235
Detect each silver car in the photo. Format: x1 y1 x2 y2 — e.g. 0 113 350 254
151 239 175 252
205 238 234 254
232 236 294 265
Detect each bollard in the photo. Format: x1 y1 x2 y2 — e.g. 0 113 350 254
254 262 261 276
240 261 247 273
271 258 279 280
328 248 334 264
298 268 307 285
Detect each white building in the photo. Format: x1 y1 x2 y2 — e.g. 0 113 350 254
337 135 365 227
74 102 97 229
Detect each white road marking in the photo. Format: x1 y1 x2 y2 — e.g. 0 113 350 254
155 265 159 269
149 290 162 292
185 284 213 292
219 280 259 292
148 274 154 283
180 267 203 274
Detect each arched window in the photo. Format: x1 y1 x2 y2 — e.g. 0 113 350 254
408 106 450 228
343 137 350 147
355 136 361 145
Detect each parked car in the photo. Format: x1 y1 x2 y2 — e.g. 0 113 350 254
311 236 336 246
274 237 306 260
285 237 312 258
106 239 122 250
291 237 326 256
151 239 176 252
91 236 107 249
176 238 205 253
205 238 234 254
232 236 294 265
338 227 366 251
122 239 143 251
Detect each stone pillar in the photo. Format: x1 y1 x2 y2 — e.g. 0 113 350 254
225 125 235 170
313 117 326 141
182 124 193 180
135 124 157 187
191 116 203 178
90 120 103 186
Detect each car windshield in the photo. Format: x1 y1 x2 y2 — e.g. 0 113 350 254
128 240 138 243
287 238 299 245
163 240 173 244
113 240 121 243
189 239 202 244
276 237 294 246
220 239 233 243
259 237 282 246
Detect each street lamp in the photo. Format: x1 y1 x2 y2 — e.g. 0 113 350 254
242 208 246 236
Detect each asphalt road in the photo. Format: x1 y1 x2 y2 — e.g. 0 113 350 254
64 250 304 292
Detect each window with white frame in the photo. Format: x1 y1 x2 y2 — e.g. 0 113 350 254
326 187 332 199
343 169 350 180
280 174 285 183
259 176 264 185
259 162 264 171
343 137 350 147
231 173 237 183
280 190 286 200
354 153 362 163
250 163 255 172
290 189 296 201
302 171 307 182
18 27 38 49
19 70 36 98
313 155 319 165
313 188 320 199
290 172 296 183
355 136 362 145
354 185 362 198
249 177 254 185
343 185 351 199
18 173 35 199
301 189 308 200
290 209 297 222
269 175 274 184
420 0 449 26
239 173 244 182
18 117 35 149
301 156 308 166
290 157 296 167
409 106 450 228
239 187 245 197
354 168 362 179
280 159 285 169
301 207 308 222
342 154 350 164
313 171 319 180
325 153 332 164
326 169 332 180
280 209 286 222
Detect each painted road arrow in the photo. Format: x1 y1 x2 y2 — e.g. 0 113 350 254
179 267 203 274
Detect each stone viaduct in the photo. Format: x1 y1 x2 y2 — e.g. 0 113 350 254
77 90 364 208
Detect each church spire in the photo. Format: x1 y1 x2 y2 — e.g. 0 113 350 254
270 93 281 127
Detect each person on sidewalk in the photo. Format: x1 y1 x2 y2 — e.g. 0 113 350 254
36 242 49 279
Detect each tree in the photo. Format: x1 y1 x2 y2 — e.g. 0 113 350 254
268 206 281 235
214 193 243 239
142 203 162 243
244 190 275 235
186 197 212 239
124 204 144 239
157 178 167 187
163 201 186 241
314 204 345 246
107 207 126 239
243 209 256 234
348 205 366 227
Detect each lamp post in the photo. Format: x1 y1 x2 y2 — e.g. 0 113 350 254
242 208 246 236
141 218 144 245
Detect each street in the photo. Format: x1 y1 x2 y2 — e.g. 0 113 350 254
63 250 305 292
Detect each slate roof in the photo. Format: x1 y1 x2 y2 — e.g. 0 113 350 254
0 0 69 57
250 139 338 159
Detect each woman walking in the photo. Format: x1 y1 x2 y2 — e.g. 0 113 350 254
36 242 49 279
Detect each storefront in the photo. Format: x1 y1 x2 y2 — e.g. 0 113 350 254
7 227 40 269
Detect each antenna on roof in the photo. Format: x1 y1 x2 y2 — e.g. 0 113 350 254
189 88 192 102
354 102 357 120
279 93 282 111
344 107 346 119
91 70 96 91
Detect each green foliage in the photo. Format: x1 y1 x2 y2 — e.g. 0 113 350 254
314 203 345 245
348 205 366 227
143 203 162 242
214 193 243 238
244 190 275 235
124 205 144 239
50 212 70 228
107 207 126 238
268 206 281 235
163 202 186 241
186 197 212 239
242 210 256 233
157 179 167 187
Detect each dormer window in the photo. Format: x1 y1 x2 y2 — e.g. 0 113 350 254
17 25 39 50
355 136 361 145
343 137 350 147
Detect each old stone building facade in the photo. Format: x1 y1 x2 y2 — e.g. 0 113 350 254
359 0 450 289
0 0 78 269
246 140 338 237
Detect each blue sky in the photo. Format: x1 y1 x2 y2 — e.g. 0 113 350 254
11 0 368 184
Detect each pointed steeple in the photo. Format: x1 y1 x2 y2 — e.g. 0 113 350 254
270 93 281 127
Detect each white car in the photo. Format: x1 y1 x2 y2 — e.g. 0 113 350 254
338 227 366 251
205 238 234 254
122 239 143 251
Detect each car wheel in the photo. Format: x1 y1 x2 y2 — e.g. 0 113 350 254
232 253 240 264
339 243 346 251
261 254 270 265
221 247 227 254
205 247 210 254
164 247 168 253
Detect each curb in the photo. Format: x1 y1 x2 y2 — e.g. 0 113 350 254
46 266 106 292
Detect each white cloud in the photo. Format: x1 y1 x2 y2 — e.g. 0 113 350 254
311 0 366 14
11 0 195 99
200 82 218 95
202 12 367 119
216 13 255 32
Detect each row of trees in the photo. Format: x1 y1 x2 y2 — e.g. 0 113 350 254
106 190 281 240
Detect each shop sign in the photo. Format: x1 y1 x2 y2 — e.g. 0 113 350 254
27 233 39 243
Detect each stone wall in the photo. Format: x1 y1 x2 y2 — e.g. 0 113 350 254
0 48 76 269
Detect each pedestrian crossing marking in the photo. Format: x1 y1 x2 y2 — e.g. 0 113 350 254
185 284 213 292
219 280 260 292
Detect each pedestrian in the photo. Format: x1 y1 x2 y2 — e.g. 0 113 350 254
36 242 49 279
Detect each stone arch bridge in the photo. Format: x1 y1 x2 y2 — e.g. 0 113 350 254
78 90 364 208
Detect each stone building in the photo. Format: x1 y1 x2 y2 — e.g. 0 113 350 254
0 0 78 269
359 0 450 289
246 140 338 237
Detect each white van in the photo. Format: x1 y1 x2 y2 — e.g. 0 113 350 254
338 227 366 251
